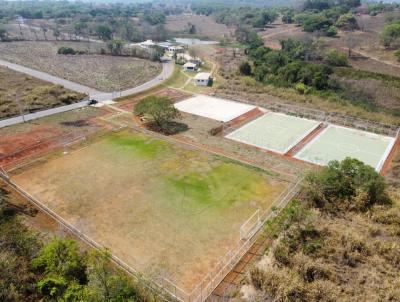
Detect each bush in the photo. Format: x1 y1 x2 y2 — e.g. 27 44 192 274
295 82 311 94
57 47 76 55
324 26 338 37
324 49 348 66
395 49 400 61
239 61 252 76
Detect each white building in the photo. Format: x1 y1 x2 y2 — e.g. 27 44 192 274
183 62 198 72
139 40 156 49
165 46 185 57
194 73 212 86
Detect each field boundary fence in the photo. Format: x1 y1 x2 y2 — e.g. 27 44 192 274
0 173 185 302
187 177 303 302
214 93 400 137
0 125 303 302
0 126 125 173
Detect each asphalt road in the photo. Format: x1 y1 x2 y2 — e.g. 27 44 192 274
0 60 174 128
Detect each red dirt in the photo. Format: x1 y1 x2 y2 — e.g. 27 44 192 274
210 108 265 136
0 127 63 168
380 136 400 176
117 88 192 112
285 123 327 157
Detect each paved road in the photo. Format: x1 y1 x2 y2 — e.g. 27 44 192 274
0 60 174 128
0 59 101 96
0 100 89 128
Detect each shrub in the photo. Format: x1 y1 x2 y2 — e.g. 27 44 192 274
395 49 400 61
295 82 311 94
324 49 348 66
239 61 252 76
57 47 76 55
324 26 338 37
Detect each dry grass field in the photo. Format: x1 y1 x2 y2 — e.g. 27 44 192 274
0 66 86 119
0 42 162 92
166 14 233 39
10 129 289 292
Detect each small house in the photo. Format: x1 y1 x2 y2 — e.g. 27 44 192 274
183 62 198 72
139 40 156 49
165 46 185 57
194 73 212 86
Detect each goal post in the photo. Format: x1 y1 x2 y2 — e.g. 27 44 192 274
240 209 261 240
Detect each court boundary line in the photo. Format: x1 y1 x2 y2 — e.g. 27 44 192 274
226 112 320 155
295 124 396 172
174 96 256 123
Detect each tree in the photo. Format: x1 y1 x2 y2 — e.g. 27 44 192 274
0 28 7 41
239 61 252 75
381 22 400 49
86 249 141 302
96 24 112 41
134 96 180 130
305 158 390 212
32 238 87 284
107 40 124 56
336 13 358 30
324 49 348 66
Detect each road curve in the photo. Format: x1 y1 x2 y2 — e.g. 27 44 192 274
0 60 174 128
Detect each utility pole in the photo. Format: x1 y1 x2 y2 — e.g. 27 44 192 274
14 95 26 123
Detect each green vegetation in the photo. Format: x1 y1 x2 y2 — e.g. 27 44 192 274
108 132 169 159
57 46 86 55
246 158 400 301
324 49 348 66
134 95 184 134
248 38 332 91
290 0 367 36
166 162 271 208
0 185 156 302
381 21 400 49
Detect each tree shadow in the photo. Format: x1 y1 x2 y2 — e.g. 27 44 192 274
146 121 189 135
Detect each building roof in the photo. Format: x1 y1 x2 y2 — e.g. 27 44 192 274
140 40 155 46
194 72 211 80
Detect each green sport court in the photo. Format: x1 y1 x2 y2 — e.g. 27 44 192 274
225 112 321 154
295 125 396 171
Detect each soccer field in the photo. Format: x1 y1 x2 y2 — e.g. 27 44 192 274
10 129 289 294
226 112 321 154
295 125 396 171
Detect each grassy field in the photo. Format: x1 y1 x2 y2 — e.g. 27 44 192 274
0 66 86 119
11 129 289 292
0 41 162 92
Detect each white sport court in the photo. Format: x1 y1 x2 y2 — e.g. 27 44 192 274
295 125 396 171
174 95 255 122
226 112 321 154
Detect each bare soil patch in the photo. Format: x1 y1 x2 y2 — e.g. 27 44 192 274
0 41 162 92
0 107 108 169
